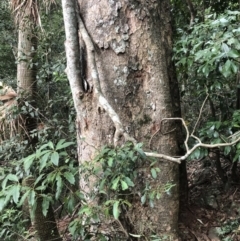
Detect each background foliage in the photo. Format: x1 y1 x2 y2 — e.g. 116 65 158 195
1 0 240 240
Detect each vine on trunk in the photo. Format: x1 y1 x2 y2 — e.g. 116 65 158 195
63 1 240 164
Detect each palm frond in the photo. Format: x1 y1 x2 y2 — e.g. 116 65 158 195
9 0 56 26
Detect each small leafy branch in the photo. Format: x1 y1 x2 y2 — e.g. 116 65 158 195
0 139 81 240
69 142 173 240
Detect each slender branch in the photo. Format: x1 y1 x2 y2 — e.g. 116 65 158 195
145 117 240 164
162 117 190 152
191 94 209 136
185 0 196 26
145 152 182 164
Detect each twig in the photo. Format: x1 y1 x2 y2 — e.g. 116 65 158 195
149 128 160 149
162 118 190 152
145 117 240 164
115 219 129 238
191 94 209 136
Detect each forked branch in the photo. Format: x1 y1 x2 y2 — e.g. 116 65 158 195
145 117 240 164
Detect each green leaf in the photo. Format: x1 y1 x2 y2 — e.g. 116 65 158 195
213 131 219 138
56 139 75 150
108 157 113 167
42 196 50 217
1 177 8 190
220 134 228 143
151 168 157 179
7 174 18 182
224 146 231 156
124 177 134 187
66 195 76 213
47 172 57 183
39 151 51 172
194 148 201 159
202 63 210 77
141 194 146 204
79 205 92 215
28 190 36 206
120 180 128 190
113 201 120 219
18 190 30 207
111 177 120 190
12 184 21 203
156 192 161 199
135 147 146 159
99 179 106 191
233 151 240 162
231 61 238 74
211 138 222 144
149 199 154 208
228 49 240 58
51 152 59 166
0 197 5 211
222 43 230 54
237 142 240 149
39 143 50 151
48 141 54 149
221 60 232 78
63 172 75 185
23 154 35 172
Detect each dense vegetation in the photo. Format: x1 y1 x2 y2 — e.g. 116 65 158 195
0 0 240 240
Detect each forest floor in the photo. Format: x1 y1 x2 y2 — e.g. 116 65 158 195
179 158 240 241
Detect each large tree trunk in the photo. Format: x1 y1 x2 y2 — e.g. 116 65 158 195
63 0 180 239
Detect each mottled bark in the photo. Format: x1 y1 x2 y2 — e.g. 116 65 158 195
17 24 37 97
68 0 180 239
17 20 38 139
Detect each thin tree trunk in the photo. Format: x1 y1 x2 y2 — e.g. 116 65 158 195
17 25 37 97
15 6 61 239
17 22 38 139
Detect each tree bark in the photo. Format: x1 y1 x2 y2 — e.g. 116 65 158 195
17 20 38 139
64 0 180 239
17 25 37 97
15 4 61 239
